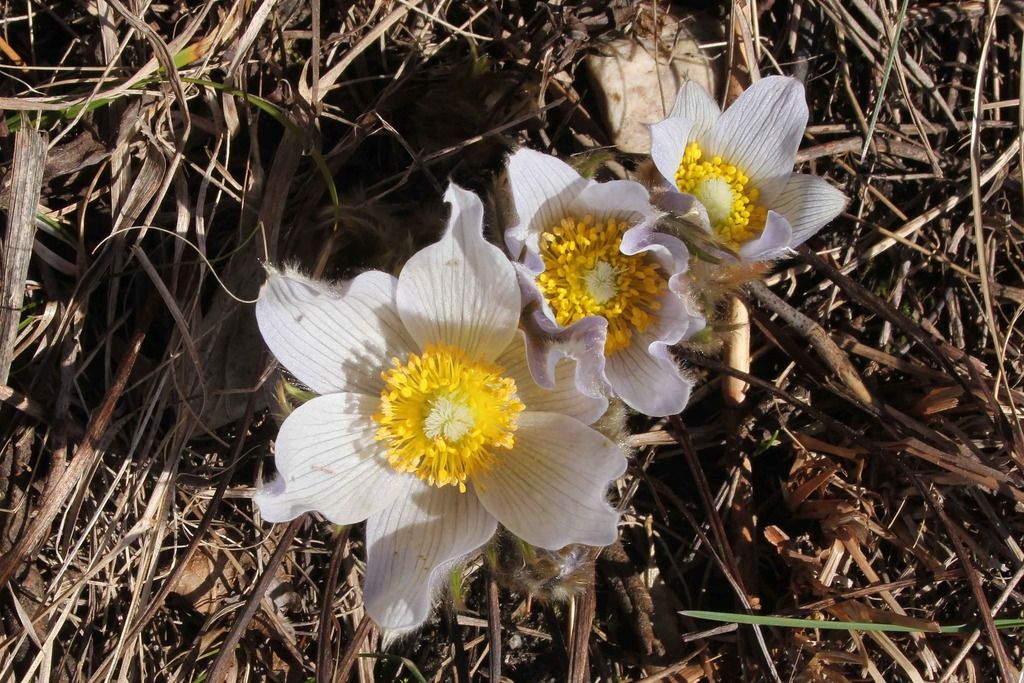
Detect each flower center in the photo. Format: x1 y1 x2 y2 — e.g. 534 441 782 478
423 396 475 441
536 215 666 356
675 141 767 250
373 344 524 492
583 261 619 304
692 177 736 227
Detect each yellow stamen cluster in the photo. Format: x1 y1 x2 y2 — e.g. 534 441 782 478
374 344 524 492
675 141 767 249
536 215 666 356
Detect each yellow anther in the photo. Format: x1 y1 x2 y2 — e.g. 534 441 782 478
536 215 667 356
374 344 524 492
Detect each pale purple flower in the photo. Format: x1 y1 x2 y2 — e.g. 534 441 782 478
253 184 625 633
649 76 848 260
505 149 705 418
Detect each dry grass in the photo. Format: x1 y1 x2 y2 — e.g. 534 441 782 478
0 1 1022 681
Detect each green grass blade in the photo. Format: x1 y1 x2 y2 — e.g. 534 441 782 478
683 610 1024 634
859 0 910 160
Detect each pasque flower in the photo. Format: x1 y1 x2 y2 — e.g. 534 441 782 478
254 184 626 632
505 149 705 417
649 76 847 260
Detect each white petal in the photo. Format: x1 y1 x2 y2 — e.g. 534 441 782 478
651 287 706 347
364 479 497 632
474 412 625 549
505 149 590 269
738 210 794 261
496 330 608 425
571 179 658 226
706 76 808 205
514 260 561 326
772 173 848 247
669 80 721 140
649 116 694 188
519 277 611 400
606 339 693 417
256 270 416 395
254 393 405 524
397 183 520 362
666 276 708 337
620 223 688 276
618 226 705 346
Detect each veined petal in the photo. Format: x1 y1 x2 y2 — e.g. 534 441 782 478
256 269 416 395
651 286 706 348
571 179 657 226
397 183 520 362
606 339 693 417
649 116 694 188
706 76 808 205
364 478 497 632
620 223 688 277
518 278 611 400
738 210 794 261
496 330 608 425
772 173 848 247
254 393 405 524
506 149 590 271
668 80 721 140
619 225 706 345
474 412 625 549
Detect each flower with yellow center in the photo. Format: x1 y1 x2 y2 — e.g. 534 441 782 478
505 149 706 417
649 76 848 260
254 184 625 634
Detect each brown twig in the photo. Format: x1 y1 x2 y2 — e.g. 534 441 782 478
333 616 374 683
487 576 502 682
566 561 596 683
444 598 470 683
317 527 352 683
746 279 876 407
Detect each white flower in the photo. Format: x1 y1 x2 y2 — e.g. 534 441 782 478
505 149 705 418
254 184 626 633
649 76 848 261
